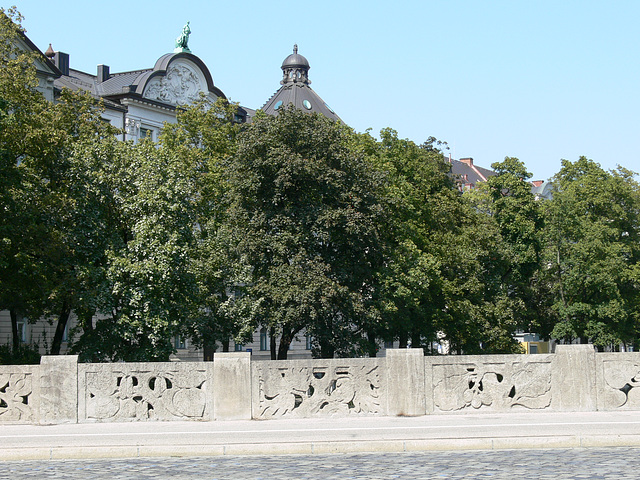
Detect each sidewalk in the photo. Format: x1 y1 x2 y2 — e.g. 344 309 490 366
2 411 640 461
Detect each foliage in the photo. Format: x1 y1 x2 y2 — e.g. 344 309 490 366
160 98 245 357
3 8 639 359
224 107 386 358
0 343 41 365
544 157 640 349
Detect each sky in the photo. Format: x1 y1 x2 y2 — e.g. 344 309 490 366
13 0 640 181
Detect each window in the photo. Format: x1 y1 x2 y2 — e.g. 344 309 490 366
139 127 153 140
384 340 394 349
306 334 312 350
260 328 268 351
174 336 186 350
234 343 243 352
16 320 27 343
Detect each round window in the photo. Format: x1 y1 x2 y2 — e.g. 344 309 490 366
303 99 312 110
274 100 283 110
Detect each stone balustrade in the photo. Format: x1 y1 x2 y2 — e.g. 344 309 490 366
1 345 639 424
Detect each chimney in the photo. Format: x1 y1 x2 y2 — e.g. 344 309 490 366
97 64 110 83
53 51 70 76
531 180 544 187
460 157 474 166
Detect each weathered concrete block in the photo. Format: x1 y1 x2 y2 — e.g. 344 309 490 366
252 358 385 419
386 349 426 416
552 344 596 411
427 354 552 413
595 352 640 410
0 365 40 424
78 362 209 422
40 355 78 424
213 352 252 420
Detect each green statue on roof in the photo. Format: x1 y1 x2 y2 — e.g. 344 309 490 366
174 22 191 53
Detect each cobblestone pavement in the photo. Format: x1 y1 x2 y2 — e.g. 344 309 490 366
2 447 640 480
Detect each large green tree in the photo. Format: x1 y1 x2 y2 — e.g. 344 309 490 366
160 97 244 359
544 157 640 349
225 107 385 359
70 138 201 362
369 130 457 353
0 9 119 355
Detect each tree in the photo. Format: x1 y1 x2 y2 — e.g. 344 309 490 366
368 129 455 353
71 139 201 362
160 97 245 359
0 9 119 355
224 107 385 359
479 157 545 348
544 157 640 349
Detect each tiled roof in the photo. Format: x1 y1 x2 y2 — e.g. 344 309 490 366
449 159 496 186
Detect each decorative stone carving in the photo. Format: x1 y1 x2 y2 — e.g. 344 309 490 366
255 362 383 419
80 363 207 421
144 62 203 106
125 117 139 137
433 359 552 412
601 359 640 408
0 372 34 422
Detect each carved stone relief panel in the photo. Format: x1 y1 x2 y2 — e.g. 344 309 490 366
79 363 208 422
255 361 384 419
432 358 552 412
600 359 640 409
143 61 204 106
0 371 35 423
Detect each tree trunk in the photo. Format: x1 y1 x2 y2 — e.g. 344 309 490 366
277 326 292 360
203 345 215 361
270 327 277 360
10 307 19 350
222 338 230 352
50 300 71 355
398 330 409 349
411 329 421 350
319 338 335 359
77 308 94 333
366 330 377 357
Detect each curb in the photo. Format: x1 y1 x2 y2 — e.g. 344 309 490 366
3 434 640 461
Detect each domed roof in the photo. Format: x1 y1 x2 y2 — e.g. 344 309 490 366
281 44 309 69
262 45 341 122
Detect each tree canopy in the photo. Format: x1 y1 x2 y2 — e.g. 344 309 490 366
2 8 639 362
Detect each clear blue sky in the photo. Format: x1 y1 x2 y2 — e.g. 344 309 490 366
13 0 640 181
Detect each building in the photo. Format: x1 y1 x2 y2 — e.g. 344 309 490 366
262 45 341 122
448 156 497 190
42 28 250 143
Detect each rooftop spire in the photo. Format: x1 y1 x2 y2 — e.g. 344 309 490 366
281 44 310 85
45 43 55 59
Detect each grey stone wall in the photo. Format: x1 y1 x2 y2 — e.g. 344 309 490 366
1 346 639 424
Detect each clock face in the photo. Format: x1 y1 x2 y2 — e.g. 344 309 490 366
303 99 312 110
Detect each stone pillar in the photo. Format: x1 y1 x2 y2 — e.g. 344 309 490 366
385 349 426 416
39 355 79 424
551 344 597 411
212 352 252 420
